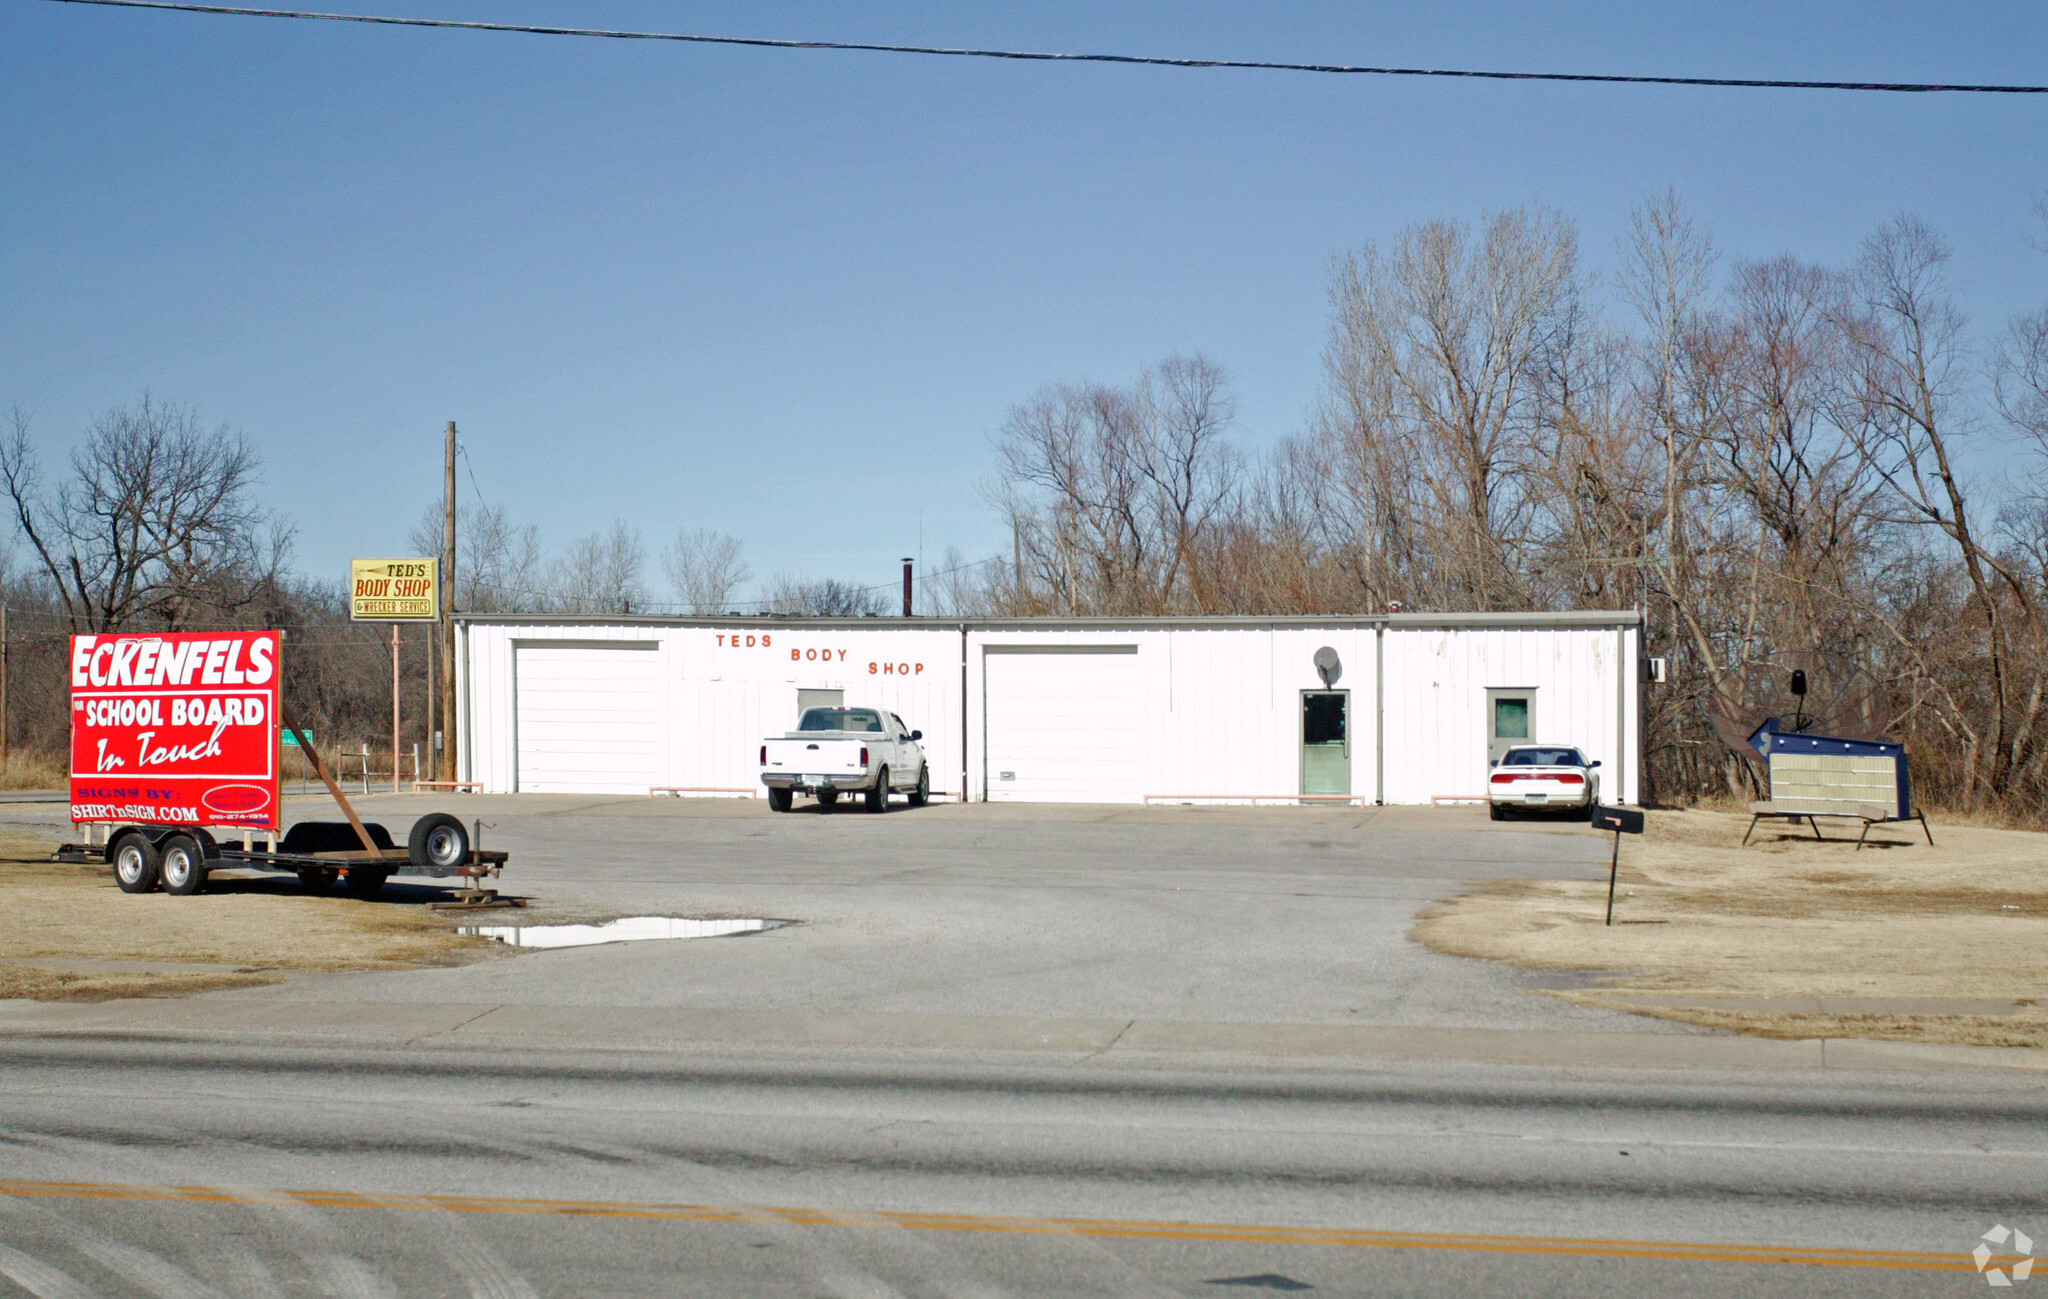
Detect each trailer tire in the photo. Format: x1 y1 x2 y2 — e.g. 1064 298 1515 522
296 866 338 892
111 833 160 893
160 834 207 896
344 867 390 899
407 813 470 875
767 787 793 813
865 769 888 813
908 765 929 807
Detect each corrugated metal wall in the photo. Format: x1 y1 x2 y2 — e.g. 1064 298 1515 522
458 617 1639 805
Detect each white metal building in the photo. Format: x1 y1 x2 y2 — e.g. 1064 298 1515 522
453 612 1642 805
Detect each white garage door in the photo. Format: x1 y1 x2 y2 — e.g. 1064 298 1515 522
984 647 1142 802
515 643 665 794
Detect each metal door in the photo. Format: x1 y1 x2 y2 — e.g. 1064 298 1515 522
1301 691 1349 796
1486 687 1536 765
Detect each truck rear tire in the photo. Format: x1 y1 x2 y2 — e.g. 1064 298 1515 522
407 812 470 874
909 765 929 807
111 833 160 894
160 834 207 896
344 867 390 899
767 787 793 813
865 769 888 813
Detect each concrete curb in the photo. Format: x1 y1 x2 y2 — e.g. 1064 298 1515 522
2 998 2043 1073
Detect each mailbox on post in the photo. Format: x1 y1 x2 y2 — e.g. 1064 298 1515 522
1591 804 1645 925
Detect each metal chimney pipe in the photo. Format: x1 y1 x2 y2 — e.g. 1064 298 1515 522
902 558 914 617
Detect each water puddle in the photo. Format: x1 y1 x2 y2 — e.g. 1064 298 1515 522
461 916 790 949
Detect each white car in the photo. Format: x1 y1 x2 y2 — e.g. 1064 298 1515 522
1488 744 1600 820
760 706 929 813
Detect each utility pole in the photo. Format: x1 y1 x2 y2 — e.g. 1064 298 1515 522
440 421 457 784
391 624 401 793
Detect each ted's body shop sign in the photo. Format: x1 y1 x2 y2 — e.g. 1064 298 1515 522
69 631 281 830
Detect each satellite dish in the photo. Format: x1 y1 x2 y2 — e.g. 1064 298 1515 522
1313 646 1341 687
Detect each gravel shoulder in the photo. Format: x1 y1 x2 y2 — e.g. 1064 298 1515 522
1413 807 2048 1046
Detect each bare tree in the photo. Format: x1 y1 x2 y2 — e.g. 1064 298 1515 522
991 355 1240 614
1 397 289 632
1309 207 1583 610
410 499 547 613
663 528 751 615
765 574 887 617
550 520 646 615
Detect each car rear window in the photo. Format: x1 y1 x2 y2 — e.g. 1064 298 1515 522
1502 747 1584 767
798 708 884 733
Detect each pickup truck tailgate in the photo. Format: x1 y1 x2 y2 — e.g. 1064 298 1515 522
764 738 866 775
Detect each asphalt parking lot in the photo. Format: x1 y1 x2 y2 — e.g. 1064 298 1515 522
121 794 1678 1034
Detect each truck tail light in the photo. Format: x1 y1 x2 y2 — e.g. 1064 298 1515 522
1555 773 1585 785
860 747 869 766
760 745 767 765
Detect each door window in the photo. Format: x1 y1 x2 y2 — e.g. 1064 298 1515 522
1493 697 1529 741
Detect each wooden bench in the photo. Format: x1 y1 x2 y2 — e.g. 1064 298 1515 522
1744 800 1934 850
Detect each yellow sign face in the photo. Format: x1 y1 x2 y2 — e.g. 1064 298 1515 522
350 557 439 621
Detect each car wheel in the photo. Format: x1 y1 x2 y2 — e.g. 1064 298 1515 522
1488 803 1505 822
160 834 207 896
908 765 929 807
768 787 793 813
344 866 390 899
408 812 471 875
866 769 888 813
296 866 338 892
111 833 160 893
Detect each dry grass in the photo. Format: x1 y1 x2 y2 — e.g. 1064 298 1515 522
0 832 487 1001
1416 809 2048 1046
0 751 65 791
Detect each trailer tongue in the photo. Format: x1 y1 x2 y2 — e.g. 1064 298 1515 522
56 630 510 904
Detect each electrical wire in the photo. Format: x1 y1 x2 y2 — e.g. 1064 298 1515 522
44 0 2048 95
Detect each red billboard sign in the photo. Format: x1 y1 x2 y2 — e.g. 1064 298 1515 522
69 631 282 830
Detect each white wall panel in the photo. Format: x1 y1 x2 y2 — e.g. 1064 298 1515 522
460 616 1637 806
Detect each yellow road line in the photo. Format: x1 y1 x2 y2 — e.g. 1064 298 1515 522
0 1180 1988 1272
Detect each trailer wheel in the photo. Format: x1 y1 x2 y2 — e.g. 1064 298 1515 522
865 769 888 813
344 867 390 899
767 787 793 813
111 833 160 893
407 813 470 874
296 866 338 892
160 834 207 896
908 765 929 807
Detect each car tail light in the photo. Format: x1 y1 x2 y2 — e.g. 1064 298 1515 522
760 745 767 765
860 747 869 766
1555 773 1585 785
1490 773 1517 784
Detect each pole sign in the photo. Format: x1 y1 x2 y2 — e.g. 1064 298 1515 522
68 631 282 830
350 558 439 621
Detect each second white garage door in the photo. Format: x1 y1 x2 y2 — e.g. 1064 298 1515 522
984 647 1143 802
514 642 665 794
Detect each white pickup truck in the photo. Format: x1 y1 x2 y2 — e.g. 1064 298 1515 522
760 706 930 813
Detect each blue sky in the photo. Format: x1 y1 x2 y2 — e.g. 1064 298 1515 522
3 1 2045 602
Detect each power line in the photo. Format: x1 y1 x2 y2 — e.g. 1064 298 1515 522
45 0 2048 95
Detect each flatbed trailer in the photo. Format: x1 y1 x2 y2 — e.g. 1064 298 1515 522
58 720 513 906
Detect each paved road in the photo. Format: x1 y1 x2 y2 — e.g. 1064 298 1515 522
4 799 2043 1294
1 1039 2040 1297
